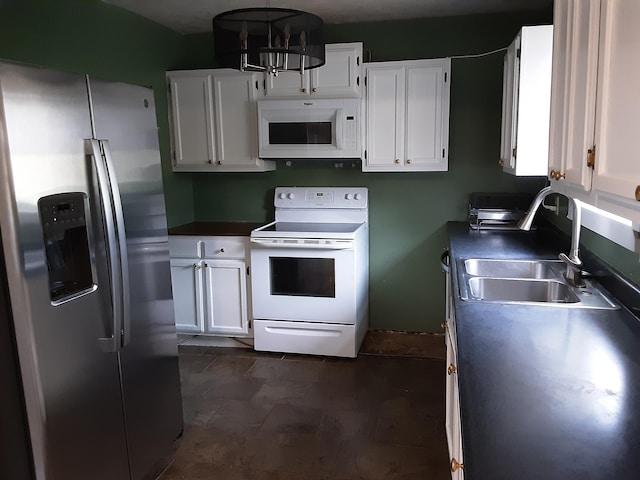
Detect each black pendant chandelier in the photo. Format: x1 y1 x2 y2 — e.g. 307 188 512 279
213 8 325 76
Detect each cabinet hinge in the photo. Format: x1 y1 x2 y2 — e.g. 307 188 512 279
172 150 176 163
263 79 266 90
255 80 259 90
357 76 360 86
364 150 367 160
246 265 250 276
587 145 596 169
512 146 517 159
364 76 367 87
444 72 448 83
516 48 521 59
442 148 445 158
357 56 360 66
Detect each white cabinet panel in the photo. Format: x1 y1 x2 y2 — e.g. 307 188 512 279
550 0 640 225
500 25 553 176
204 260 249 336
364 66 405 169
170 258 204 333
170 236 250 337
167 74 215 170
264 43 363 98
548 0 599 190
363 58 450 172
166 69 274 172
592 0 640 210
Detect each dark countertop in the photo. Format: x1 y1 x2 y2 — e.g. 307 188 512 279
168 221 265 237
448 221 640 480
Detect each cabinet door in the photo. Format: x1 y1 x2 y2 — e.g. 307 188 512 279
311 43 362 97
264 69 311 98
405 62 449 171
445 327 464 479
263 43 363 98
500 40 517 167
203 260 249 336
548 0 599 190
592 0 640 211
167 73 216 171
364 66 405 170
212 71 274 171
170 258 204 333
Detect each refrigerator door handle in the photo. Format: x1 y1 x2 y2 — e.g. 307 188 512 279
86 139 126 351
99 139 131 349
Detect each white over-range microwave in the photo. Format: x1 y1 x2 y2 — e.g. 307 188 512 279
257 98 361 159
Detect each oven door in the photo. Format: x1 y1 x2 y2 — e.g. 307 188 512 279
250 239 356 324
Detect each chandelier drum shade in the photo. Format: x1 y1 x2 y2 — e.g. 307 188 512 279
213 8 325 76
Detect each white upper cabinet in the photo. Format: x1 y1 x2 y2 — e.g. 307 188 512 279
167 73 216 170
550 0 640 224
591 0 640 218
363 58 450 172
263 43 363 98
500 25 553 176
548 0 599 191
166 69 275 172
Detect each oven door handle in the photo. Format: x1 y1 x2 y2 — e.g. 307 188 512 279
250 238 354 250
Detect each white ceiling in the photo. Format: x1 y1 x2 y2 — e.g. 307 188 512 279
102 0 552 35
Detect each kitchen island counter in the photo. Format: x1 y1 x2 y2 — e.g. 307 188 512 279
448 221 640 480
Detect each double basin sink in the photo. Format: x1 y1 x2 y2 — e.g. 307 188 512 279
457 258 618 309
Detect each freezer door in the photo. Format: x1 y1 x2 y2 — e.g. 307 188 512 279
88 78 183 480
0 62 130 479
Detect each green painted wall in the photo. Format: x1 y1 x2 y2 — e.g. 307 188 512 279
0 0 195 226
185 11 551 332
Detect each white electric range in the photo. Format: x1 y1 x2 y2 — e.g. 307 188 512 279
250 187 369 358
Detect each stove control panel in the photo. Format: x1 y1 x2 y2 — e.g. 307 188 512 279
274 187 368 209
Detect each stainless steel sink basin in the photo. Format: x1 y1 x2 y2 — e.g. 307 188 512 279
456 257 618 309
464 259 562 279
467 278 580 303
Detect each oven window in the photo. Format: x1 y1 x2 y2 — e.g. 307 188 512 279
270 257 335 298
268 122 332 145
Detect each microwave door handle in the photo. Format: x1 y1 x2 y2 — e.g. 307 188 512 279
250 238 353 250
99 140 131 349
86 139 121 353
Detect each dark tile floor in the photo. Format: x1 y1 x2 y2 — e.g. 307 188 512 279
158 347 449 480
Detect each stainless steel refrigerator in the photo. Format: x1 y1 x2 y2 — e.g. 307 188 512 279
0 60 183 480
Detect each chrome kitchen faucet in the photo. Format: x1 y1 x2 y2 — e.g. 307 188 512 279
518 186 585 287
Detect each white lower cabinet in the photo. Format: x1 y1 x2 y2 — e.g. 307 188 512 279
444 265 464 479
169 236 250 337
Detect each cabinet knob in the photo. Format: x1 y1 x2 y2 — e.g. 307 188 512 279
219 248 225 253
635 185 640 201
498 159 505 167
216 160 222 166
203 263 208 268
193 263 199 269
312 87 317 93
407 159 412 165
448 364 457 375
301 88 307 93
550 170 566 180
394 159 400 164
451 458 464 472
440 322 447 331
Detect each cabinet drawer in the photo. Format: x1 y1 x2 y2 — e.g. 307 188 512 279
169 236 200 258
201 236 246 259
